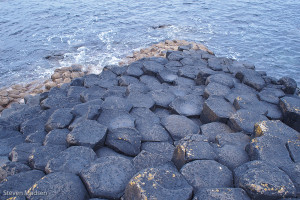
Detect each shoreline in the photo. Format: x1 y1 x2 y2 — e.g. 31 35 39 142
0 40 213 113
0 40 299 199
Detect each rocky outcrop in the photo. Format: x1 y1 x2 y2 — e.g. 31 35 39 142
0 41 299 199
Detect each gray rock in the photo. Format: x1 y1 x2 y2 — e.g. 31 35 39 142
167 51 185 61
95 147 132 160
110 65 127 76
130 107 160 124
141 142 175 161
234 160 296 199
135 121 172 142
71 99 102 119
261 101 283 120
0 170 45 198
45 146 97 174
279 76 297 94
215 132 250 150
172 134 216 169
204 82 231 99
178 65 201 79
127 92 155 108
228 109 268 135
45 108 74 132
153 108 172 119
25 130 47 144
26 172 89 200
200 96 236 124
215 144 249 170
280 96 300 132
200 122 234 142
195 66 217 85
236 69 266 91
254 120 299 142
124 165 193 200
132 150 170 171
80 156 136 199
103 86 127 98
126 63 144 77
119 75 140 86
20 116 48 136
150 89 176 108
193 188 251 200
206 73 235 88
9 143 40 164
0 162 31 182
43 129 69 147
180 160 233 191
67 86 86 101
67 119 107 149
28 145 66 171
0 135 25 156
126 82 150 94
140 75 165 91
248 136 293 168
157 69 178 84
174 77 196 87
105 128 141 156
258 87 285 104
280 163 300 197
142 60 164 75
287 140 300 163
161 115 200 141
101 96 133 111
84 70 117 88
170 94 204 117
97 109 135 130
80 86 106 102
0 156 9 167
0 129 21 140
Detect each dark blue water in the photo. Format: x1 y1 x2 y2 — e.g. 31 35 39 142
1 0 300 87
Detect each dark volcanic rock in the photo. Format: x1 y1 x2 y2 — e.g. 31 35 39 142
248 136 293 167
195 67 217 85
130 107 160 124
236 69 266 91
200 122 234 142
200 96 236 123
9 143 40 164
127 92 155 109
157 69 178 84
258 87 285 104
67 119 107 149
28 145 66 171
167 51 185 61
172 134 216 169
254 120 300 142
280 96 300 132
204 82 231 99
25 130 47 144
280 163 300 196
95 147 132 160
80 86 106 102
180 160 233 191
174 77 196 87
126 63 144 77
97 109 135 130
0 162 31 182
0 134 24 156
119 75 140 86
141 142 175 161
126 82 150 94
216 132 250 150
43 129 69 147
124 165 193 200
45 146 96 174
0 129 21 139
135 121 172 142
170 94 204 117
206 73 235 88
105 128 141 156
193 188 251 200
229 109 268 134
0 170 45 198
279 76 297 94
150 89 176 108
103 85 127 98
234 160 296 199
215 144 249 170
26 172 89 200
71 99 102 119
287 140 300 163
101 96 133 111
45 108 74 132
80 156 136 199
161 115 200 141
142 60 164 75
233 94 268 115
132 150 170 171
140 75 164 91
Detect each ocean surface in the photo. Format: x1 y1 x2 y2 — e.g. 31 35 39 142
0 0 299 87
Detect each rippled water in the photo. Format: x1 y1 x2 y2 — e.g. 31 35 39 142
0 0 299 87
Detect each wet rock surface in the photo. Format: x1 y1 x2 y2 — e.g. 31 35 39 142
0 45 299 199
